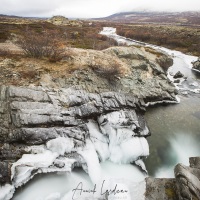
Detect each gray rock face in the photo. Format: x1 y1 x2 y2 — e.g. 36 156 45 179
0 162 11 184
146 157 200 200
145 177 178 200
193 57 200 71
0 85 149 185
175 157 200 200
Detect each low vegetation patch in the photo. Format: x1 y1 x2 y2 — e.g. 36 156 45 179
116 24 200 56
14 29 67 62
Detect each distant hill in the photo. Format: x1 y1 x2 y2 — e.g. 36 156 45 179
97 11 200 26
0 14 22 18
0 14 46 20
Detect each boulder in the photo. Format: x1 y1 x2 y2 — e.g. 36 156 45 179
192 57 200 71
174 79 180 83
173 71 184 79
174 157 200 200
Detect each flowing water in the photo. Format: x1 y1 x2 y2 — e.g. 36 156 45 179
12 27 200 199
13 161 146 200
145 96 200 177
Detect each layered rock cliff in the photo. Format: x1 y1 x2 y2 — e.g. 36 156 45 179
0 45 178 199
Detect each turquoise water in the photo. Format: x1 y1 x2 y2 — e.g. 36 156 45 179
145 96 200 176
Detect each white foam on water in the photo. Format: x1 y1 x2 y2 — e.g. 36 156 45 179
12 169 93 200
156 133 200 178
12 160 146 200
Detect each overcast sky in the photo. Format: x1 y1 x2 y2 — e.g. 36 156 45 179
0 0 200 18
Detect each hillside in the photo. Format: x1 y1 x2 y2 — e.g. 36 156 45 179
100 11 200 26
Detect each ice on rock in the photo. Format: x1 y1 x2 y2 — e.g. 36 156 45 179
46 137 74 156
191 89 200 94
87 120 110 162
98 110 139 138
135 159 148 173
78 139 102 184
0 184 15 200
98 111 149 164
11 137 76 188
109 136 149 164
11 150 58 187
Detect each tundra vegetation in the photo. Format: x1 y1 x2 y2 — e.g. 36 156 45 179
116 24 200 56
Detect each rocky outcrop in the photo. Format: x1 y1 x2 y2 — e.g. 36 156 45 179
47 16 83 27
193 57 200 71
0 45 177 199
60 46 177 103
145 157 200 200
175 157 200 200
0 46 177 103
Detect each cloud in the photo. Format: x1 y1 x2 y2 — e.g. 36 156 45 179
0 0 200 18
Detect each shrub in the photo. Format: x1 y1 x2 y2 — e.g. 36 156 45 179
90 62 121 83
15 29 66 62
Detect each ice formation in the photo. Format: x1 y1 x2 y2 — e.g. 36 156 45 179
4 109 149 200
0 184 15 200
46 137 74 156
98 111 149 164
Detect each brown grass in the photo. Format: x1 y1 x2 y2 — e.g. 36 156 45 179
144 47 162 57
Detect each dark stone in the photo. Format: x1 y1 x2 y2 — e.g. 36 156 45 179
192 57 200 71
174 79 180 83
174 158 200 200
173 71 184 79
0 161 11 184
